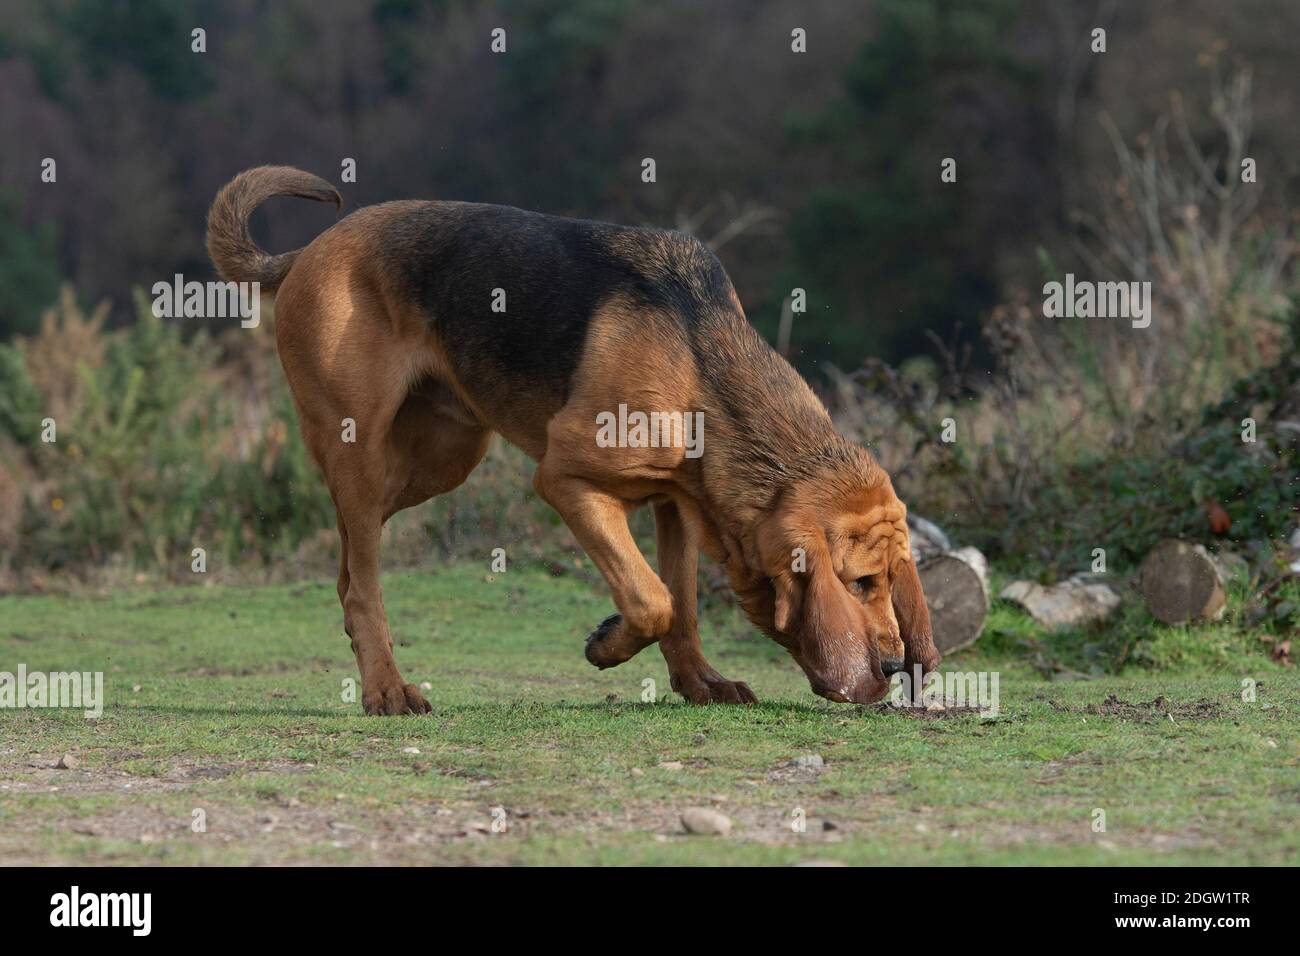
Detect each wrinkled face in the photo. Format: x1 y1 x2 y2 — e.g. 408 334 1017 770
756 476 930 704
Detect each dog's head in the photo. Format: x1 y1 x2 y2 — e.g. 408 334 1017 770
748 467 939 704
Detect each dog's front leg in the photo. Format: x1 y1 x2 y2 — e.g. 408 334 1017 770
652 500 756 705
533 468 671 663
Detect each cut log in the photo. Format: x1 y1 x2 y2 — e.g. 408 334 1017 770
1138 539 1227 624
917 547 989 654
1000 575 1121 631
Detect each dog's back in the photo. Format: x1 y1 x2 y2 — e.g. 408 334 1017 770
208 167 738 411
371 199 735 402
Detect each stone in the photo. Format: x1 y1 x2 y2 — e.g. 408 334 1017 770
681 807 732 836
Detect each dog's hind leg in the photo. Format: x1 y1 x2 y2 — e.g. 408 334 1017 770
381 381 491 523
329 383 488 715
650 499 756 704
323 431 432 716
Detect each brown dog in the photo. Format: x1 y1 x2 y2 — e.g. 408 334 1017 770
207 166 940 715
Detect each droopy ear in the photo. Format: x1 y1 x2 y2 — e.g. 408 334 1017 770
891 557 940 673
772 571 802 634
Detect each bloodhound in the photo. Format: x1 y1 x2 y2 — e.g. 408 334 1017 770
207 167 941 715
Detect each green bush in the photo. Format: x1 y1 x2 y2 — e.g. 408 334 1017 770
0 341 43 445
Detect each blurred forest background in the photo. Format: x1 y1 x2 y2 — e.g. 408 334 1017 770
0 0 1296 604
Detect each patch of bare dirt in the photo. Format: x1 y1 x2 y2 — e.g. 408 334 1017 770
1086 694 1223 722
0 754 317 797
862 702 986 719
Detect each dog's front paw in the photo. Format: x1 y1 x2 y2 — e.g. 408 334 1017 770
584 613 656 669
670 669 758 705
362 681 431 716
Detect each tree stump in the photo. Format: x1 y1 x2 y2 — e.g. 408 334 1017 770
1138 539 1228 624
917 546 989 655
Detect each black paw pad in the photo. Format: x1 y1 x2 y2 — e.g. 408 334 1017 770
584 614 623 666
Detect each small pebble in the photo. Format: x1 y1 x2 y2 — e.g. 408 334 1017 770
658 761 684 771
402 747 421 755
790 753 824 769
681 807 732 836
55 754 78 770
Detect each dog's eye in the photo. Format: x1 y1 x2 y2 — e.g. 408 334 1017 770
849 576 873 596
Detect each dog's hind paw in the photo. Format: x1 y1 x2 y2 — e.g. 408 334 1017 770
584 614 655 669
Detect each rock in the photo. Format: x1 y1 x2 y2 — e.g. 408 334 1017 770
1000 574 1121 630
681 807 732 836
918 547 991 652
657 761 684 771
1210 548 1250 583
789 753 825 770
401 747 421 755
55 753 78 770
907 513 952 561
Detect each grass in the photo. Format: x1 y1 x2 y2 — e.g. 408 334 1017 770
0 561 1296 865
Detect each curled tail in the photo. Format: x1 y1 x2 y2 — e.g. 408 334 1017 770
206 166 342 292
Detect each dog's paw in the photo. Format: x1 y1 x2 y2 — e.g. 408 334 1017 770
670 670 758 705
584 613 656 669
362 682 432 716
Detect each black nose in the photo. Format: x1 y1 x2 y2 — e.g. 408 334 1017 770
880 658 905 676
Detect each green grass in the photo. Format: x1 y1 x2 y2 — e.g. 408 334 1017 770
1 562 1296 865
